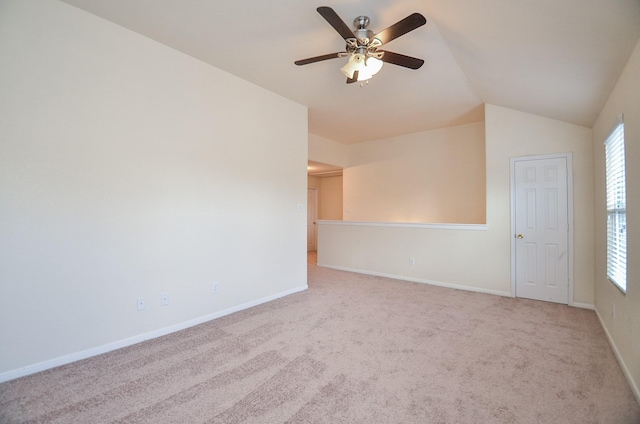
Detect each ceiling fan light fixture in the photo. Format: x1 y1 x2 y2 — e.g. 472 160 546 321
340 54 383 81
294 7 426 84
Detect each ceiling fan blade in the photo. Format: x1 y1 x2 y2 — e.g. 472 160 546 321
373 13 426 45
295 52 344 66
379 51 424 69
317 6 355 40
346 71 359 84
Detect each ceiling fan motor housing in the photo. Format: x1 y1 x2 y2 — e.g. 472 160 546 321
347 16 382 59
353 16 370 30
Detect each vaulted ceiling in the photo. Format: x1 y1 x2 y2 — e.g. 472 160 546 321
61 0 640 144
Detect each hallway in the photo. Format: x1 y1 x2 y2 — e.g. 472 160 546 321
307 250 317 265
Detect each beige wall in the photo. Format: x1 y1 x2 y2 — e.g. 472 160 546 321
308 133 348 168
308 133 345 222
307 175 320 189
308 175 343 221
319 105 594 305
0 0 308 379
343 122 486 224
592 39 640 401
318 176 343 220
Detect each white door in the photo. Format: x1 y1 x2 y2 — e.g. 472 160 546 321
513 156 569 304
307 188 317 251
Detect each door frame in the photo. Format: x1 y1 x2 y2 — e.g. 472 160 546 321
307 187 318 251
510 153 574 305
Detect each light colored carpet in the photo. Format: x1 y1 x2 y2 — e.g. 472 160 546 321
1 263 639 423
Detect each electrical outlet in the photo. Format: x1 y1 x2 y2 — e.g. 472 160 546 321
161 292 169 306
409 257 416 266
137 297 146 311
212 281 219 294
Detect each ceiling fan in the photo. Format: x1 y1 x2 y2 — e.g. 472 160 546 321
295 6 427 84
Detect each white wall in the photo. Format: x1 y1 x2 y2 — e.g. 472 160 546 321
319 105 594 304
485 105 595 305
0 0 308 379
343 122 486 224
592 39 640 401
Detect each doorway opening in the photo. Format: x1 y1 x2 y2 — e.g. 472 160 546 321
307 161 344 263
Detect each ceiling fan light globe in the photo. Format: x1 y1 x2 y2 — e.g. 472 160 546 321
353 57 383 81
340 54 365 79
356 69 374 81
340 54 383 81
365 57 383 76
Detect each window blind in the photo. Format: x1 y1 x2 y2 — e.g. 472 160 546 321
604 120 626 292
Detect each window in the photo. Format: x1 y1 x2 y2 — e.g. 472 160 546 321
605 119 627 292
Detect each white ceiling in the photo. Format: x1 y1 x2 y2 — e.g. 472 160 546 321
61 0 640 144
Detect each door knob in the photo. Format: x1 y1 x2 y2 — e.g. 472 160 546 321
516 234 524 239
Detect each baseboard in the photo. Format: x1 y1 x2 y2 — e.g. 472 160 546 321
317 263 511 298
594 307 640 406
570 302 595 310
0 284 308 384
